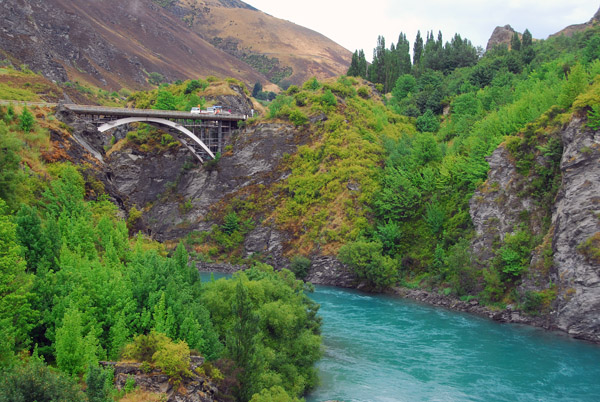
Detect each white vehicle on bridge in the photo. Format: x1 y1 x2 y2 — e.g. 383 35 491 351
190 107 201 114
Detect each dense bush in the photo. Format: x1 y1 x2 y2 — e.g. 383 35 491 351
0 358 85 402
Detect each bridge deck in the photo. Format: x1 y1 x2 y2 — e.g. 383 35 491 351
63 104 246 121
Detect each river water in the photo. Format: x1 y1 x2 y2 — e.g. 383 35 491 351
200 274 600 402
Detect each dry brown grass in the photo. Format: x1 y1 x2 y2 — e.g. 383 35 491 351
118 389 166 402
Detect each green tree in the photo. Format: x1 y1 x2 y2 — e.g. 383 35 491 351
16 204 46 272
19 106 34 132
228 279 261 402
0 121 23 208
0 199 35 355
510 32 521 52
413 30 424 66
55 307 86 376
416 109 440 132
338 240 397 288
154 89 177 110
392 74 417 101
252 82 263 98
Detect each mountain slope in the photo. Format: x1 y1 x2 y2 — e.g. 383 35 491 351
0 0 351 91
167 0 351 86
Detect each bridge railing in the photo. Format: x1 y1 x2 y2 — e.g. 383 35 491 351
63 104 247 122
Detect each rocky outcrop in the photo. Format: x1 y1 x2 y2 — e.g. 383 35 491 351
101 357 217 402
469 145 538 264
305 256 356 287
552 117 600 342
102 121 302 243
486 25 517 51
469 115 600 342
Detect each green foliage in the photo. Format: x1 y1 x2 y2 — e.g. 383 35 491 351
587 104 600 130
521 288 556 315
148 71 166 86
19 106 34 132
85 365 113 402
122 331 191 382
0 358 85 402
303 77 321 91
338 240 398 289
577 232 600 263
496 230 532 278
249 385 302 402
320 89 337 108
201 266 321 400
289 255 311 279
153 89 177 110
0 121 24 209
289 108 308 126
0 199 35 356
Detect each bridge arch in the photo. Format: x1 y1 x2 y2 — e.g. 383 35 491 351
98 117 215 159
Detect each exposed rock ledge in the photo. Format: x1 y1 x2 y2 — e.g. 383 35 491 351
100 356 216 402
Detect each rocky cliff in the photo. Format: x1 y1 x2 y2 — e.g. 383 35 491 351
486 25 517 51
552 117 600 341
470 115 600 342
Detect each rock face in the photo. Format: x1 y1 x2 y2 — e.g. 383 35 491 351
102 357 217 402
470 116 600 342
469 145 539 264
305 256 356 287
552 117 600 341
486 25 517 51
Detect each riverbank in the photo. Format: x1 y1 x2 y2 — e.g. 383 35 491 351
195 261 596 344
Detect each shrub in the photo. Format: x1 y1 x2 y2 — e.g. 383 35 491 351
122 332 192 383
0 359 85 402
338 240 397 289
289 255 311 279
521 288 556 315
152 340 191 382
587 104 600 130
303 77 321 91
289 109 308 126
86 365 113 402
357 86 370 99
19 106 34 132
320 89 337 108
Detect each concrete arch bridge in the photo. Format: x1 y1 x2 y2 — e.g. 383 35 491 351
63 104 247 162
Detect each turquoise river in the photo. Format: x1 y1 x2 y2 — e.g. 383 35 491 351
201 274 600 402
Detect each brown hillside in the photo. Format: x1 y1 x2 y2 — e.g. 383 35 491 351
0 0 270 91
0 0 350 92
171 1 352 86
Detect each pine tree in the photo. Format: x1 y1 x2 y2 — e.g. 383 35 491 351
521 29 535 64
511 32 521 51
413 30 424 66
347 50 360 77
19 107 34 132
357 50 368 79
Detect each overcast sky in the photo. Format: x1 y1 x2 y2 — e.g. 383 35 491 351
247 1 599 60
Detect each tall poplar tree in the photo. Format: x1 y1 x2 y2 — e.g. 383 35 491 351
413 30 424 66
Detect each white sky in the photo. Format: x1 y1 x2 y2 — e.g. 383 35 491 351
247 1 599 60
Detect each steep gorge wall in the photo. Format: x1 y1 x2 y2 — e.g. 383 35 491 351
552 117 600 341
470 116 600 342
